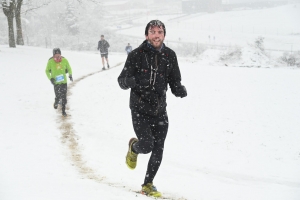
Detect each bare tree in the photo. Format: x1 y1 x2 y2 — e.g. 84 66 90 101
22 0 51 14
2 0 16 48
2 0 29 46
15 0 51 45
15 0 24 45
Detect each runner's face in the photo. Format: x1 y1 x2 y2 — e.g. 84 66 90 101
53 54 61 59
146 26 165 50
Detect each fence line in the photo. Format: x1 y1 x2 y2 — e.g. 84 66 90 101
172 22 299 36
125 35 298 57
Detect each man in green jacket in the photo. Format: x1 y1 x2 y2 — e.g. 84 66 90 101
45 48 73 117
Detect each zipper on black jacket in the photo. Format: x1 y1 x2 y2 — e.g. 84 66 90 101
154 54 159 115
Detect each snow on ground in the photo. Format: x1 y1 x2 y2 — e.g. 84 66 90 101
0 4 300 200
1 44 300 200
199 44 283 68
117 4 300 51
0 46 138 200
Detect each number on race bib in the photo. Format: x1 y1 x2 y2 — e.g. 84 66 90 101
56 74 64 82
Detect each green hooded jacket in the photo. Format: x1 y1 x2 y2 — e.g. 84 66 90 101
45 57 72 85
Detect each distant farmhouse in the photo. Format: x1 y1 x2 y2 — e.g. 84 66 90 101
182 0 289 13
102 0 294 15
223 0 289 11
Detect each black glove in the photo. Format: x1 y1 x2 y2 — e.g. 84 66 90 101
50 78 55 85
174 85 187 98
69 75 73 82
124 76 136 88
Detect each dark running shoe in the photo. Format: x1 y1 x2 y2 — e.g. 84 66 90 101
54 101 58 109
62 111 67 117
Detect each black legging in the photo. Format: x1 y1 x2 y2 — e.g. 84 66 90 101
54 83 67 110
131 110 169 185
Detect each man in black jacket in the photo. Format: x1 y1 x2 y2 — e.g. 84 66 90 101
118 20 187 197
97 35 110 70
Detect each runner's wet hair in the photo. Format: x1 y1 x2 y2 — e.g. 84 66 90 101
145 20 166 36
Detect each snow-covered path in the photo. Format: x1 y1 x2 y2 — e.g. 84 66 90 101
1 46 300 200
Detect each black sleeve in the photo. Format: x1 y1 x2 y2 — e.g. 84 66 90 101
168 51 182 94
118 52 137 90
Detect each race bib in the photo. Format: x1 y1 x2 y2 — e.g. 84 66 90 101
55 74 64 82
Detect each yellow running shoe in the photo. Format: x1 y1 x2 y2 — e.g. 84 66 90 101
126 138 138 170
141 183 162 197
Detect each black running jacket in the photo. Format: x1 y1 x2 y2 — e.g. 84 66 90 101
118 40 183 116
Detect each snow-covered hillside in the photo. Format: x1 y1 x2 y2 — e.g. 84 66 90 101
0 45 300 200
0 3 300 200
118 4 300 52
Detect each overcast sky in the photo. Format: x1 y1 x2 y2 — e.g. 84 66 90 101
224 0 288 3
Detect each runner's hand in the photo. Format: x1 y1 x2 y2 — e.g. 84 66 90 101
174 85 187 98
124 76 136 88
50 78 55 85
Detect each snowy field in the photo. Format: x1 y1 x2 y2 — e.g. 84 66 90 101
1 3 300 200
117 4 300 52
0 44 300 200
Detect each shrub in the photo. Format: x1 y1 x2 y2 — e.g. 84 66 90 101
220 46 242 61
254 36 265 51
280 51 300 66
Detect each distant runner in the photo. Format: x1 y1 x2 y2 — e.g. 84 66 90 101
125 43 132 55
97 35 110 70
45 48 73 117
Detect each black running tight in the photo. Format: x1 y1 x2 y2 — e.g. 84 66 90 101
54 83 67 110
131 110 169 185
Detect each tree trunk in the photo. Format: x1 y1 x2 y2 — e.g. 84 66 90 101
2 0 16 48
7 14 16 47
15 0 24 45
